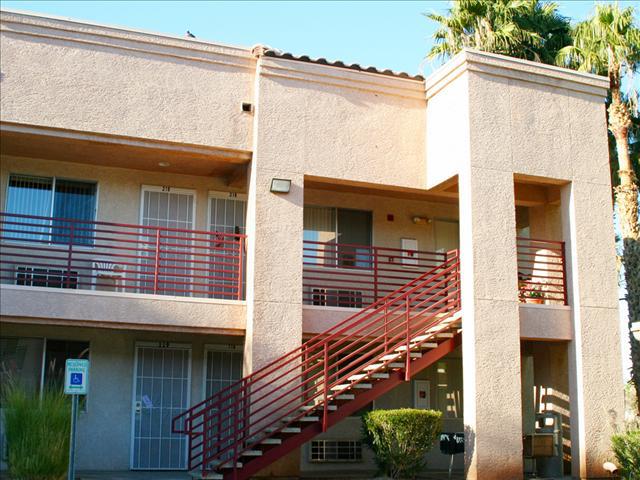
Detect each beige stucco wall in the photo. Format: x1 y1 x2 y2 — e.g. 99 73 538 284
0 11 255 151
256 57 427 189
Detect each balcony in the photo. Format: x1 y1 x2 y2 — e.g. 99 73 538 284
517 237 567 306
0 212 246 301
303 240 451 308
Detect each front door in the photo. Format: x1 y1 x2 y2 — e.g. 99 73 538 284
433 219 459 254
131 342 191 470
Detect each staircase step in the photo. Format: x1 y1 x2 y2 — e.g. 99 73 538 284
436 332 454 338
419 342 439 349
347 372 389 381
364 362 403 371
335 394 355 400
261 438 282 445
265 426 301 434
240 450 262 457
331 383 372 391
208 460 242 469
380 352 421 361
301 404 337 412
284 416 319 422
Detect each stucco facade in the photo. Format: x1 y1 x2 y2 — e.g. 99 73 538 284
0 10 624 480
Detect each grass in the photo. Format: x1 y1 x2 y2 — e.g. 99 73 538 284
3 383 71 480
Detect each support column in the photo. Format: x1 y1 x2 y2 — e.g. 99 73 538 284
561 182 624 479
244 165 303 373
459 166 523 479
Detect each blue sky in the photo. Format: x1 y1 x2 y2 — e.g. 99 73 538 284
0 1 623 76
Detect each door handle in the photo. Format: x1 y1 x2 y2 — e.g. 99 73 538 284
135 401 141 414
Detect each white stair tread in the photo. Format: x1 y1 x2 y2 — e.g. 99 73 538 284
301 404 336 412
331 383 372 390
335 394 355 400
284 416 319 422
436 332 454 338
261 438 282 445
265 426 301 434
420 342 439 348
208 460 242 469
348 372 389 381
241 450 262 457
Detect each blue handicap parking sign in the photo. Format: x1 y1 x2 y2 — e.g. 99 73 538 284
70 373 83 385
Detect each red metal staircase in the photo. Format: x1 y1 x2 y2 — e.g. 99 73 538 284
173 250 461 480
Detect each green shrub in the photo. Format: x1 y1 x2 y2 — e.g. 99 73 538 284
611 429 640 479
3 383 71 480
362 408 442 479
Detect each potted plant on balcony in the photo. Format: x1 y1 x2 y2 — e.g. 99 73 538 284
519 283 545 304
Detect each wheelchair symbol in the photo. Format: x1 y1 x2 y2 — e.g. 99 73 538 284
70 373 83 385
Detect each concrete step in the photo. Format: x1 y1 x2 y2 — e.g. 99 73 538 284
331 383 372 391
240 450 262 457
335 394 355 400
265 426 301 434
347 372 389 381
284 415 319 422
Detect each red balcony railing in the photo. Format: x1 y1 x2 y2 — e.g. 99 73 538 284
0 212 245 300
303 240 447 308
517 237 567 305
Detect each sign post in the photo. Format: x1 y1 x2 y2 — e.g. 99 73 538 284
64 359 89 480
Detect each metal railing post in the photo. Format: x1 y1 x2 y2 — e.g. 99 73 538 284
233 393 239 480
237 236 244 300
561 241 568 306
405 296 411 381
373 247 379 302
322 342 329 432
66 223 75 289
153 229 161 294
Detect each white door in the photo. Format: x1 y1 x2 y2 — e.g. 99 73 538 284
131 342 191 470
414 380 431 410
140 186 196 296
207 192 246 299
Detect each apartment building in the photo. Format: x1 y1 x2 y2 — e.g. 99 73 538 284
0 10 624 480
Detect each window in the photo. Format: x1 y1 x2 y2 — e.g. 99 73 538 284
0 337 89 405
310 440 362 462
5 175 97 245
304 207 372 268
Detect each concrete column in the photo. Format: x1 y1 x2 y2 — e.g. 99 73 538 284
561 182 624 479
459 166 523 479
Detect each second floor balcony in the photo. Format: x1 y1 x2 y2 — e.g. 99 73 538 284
0 215 567 308
0 212 246 300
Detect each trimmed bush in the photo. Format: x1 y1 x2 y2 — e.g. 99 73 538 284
362 408 442 479
611 429 640 479
3 384 71 480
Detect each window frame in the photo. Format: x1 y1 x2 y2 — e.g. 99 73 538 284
4 173 99 248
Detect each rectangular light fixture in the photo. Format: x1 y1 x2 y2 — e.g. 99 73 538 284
270 178 291 194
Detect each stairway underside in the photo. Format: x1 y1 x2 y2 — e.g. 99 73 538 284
213 329 462 480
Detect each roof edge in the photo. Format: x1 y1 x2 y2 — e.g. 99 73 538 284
426 48 609 98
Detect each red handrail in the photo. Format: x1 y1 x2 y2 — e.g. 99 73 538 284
173 250 460 475
303 240 446 308
0 212 246 300
516 237 567 305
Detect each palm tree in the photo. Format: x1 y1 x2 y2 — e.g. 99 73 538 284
425 0 571 64
556 3 640 413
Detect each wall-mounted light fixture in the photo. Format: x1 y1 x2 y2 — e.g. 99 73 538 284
412 216 431 224
270 178 291 194
632 322 640 342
